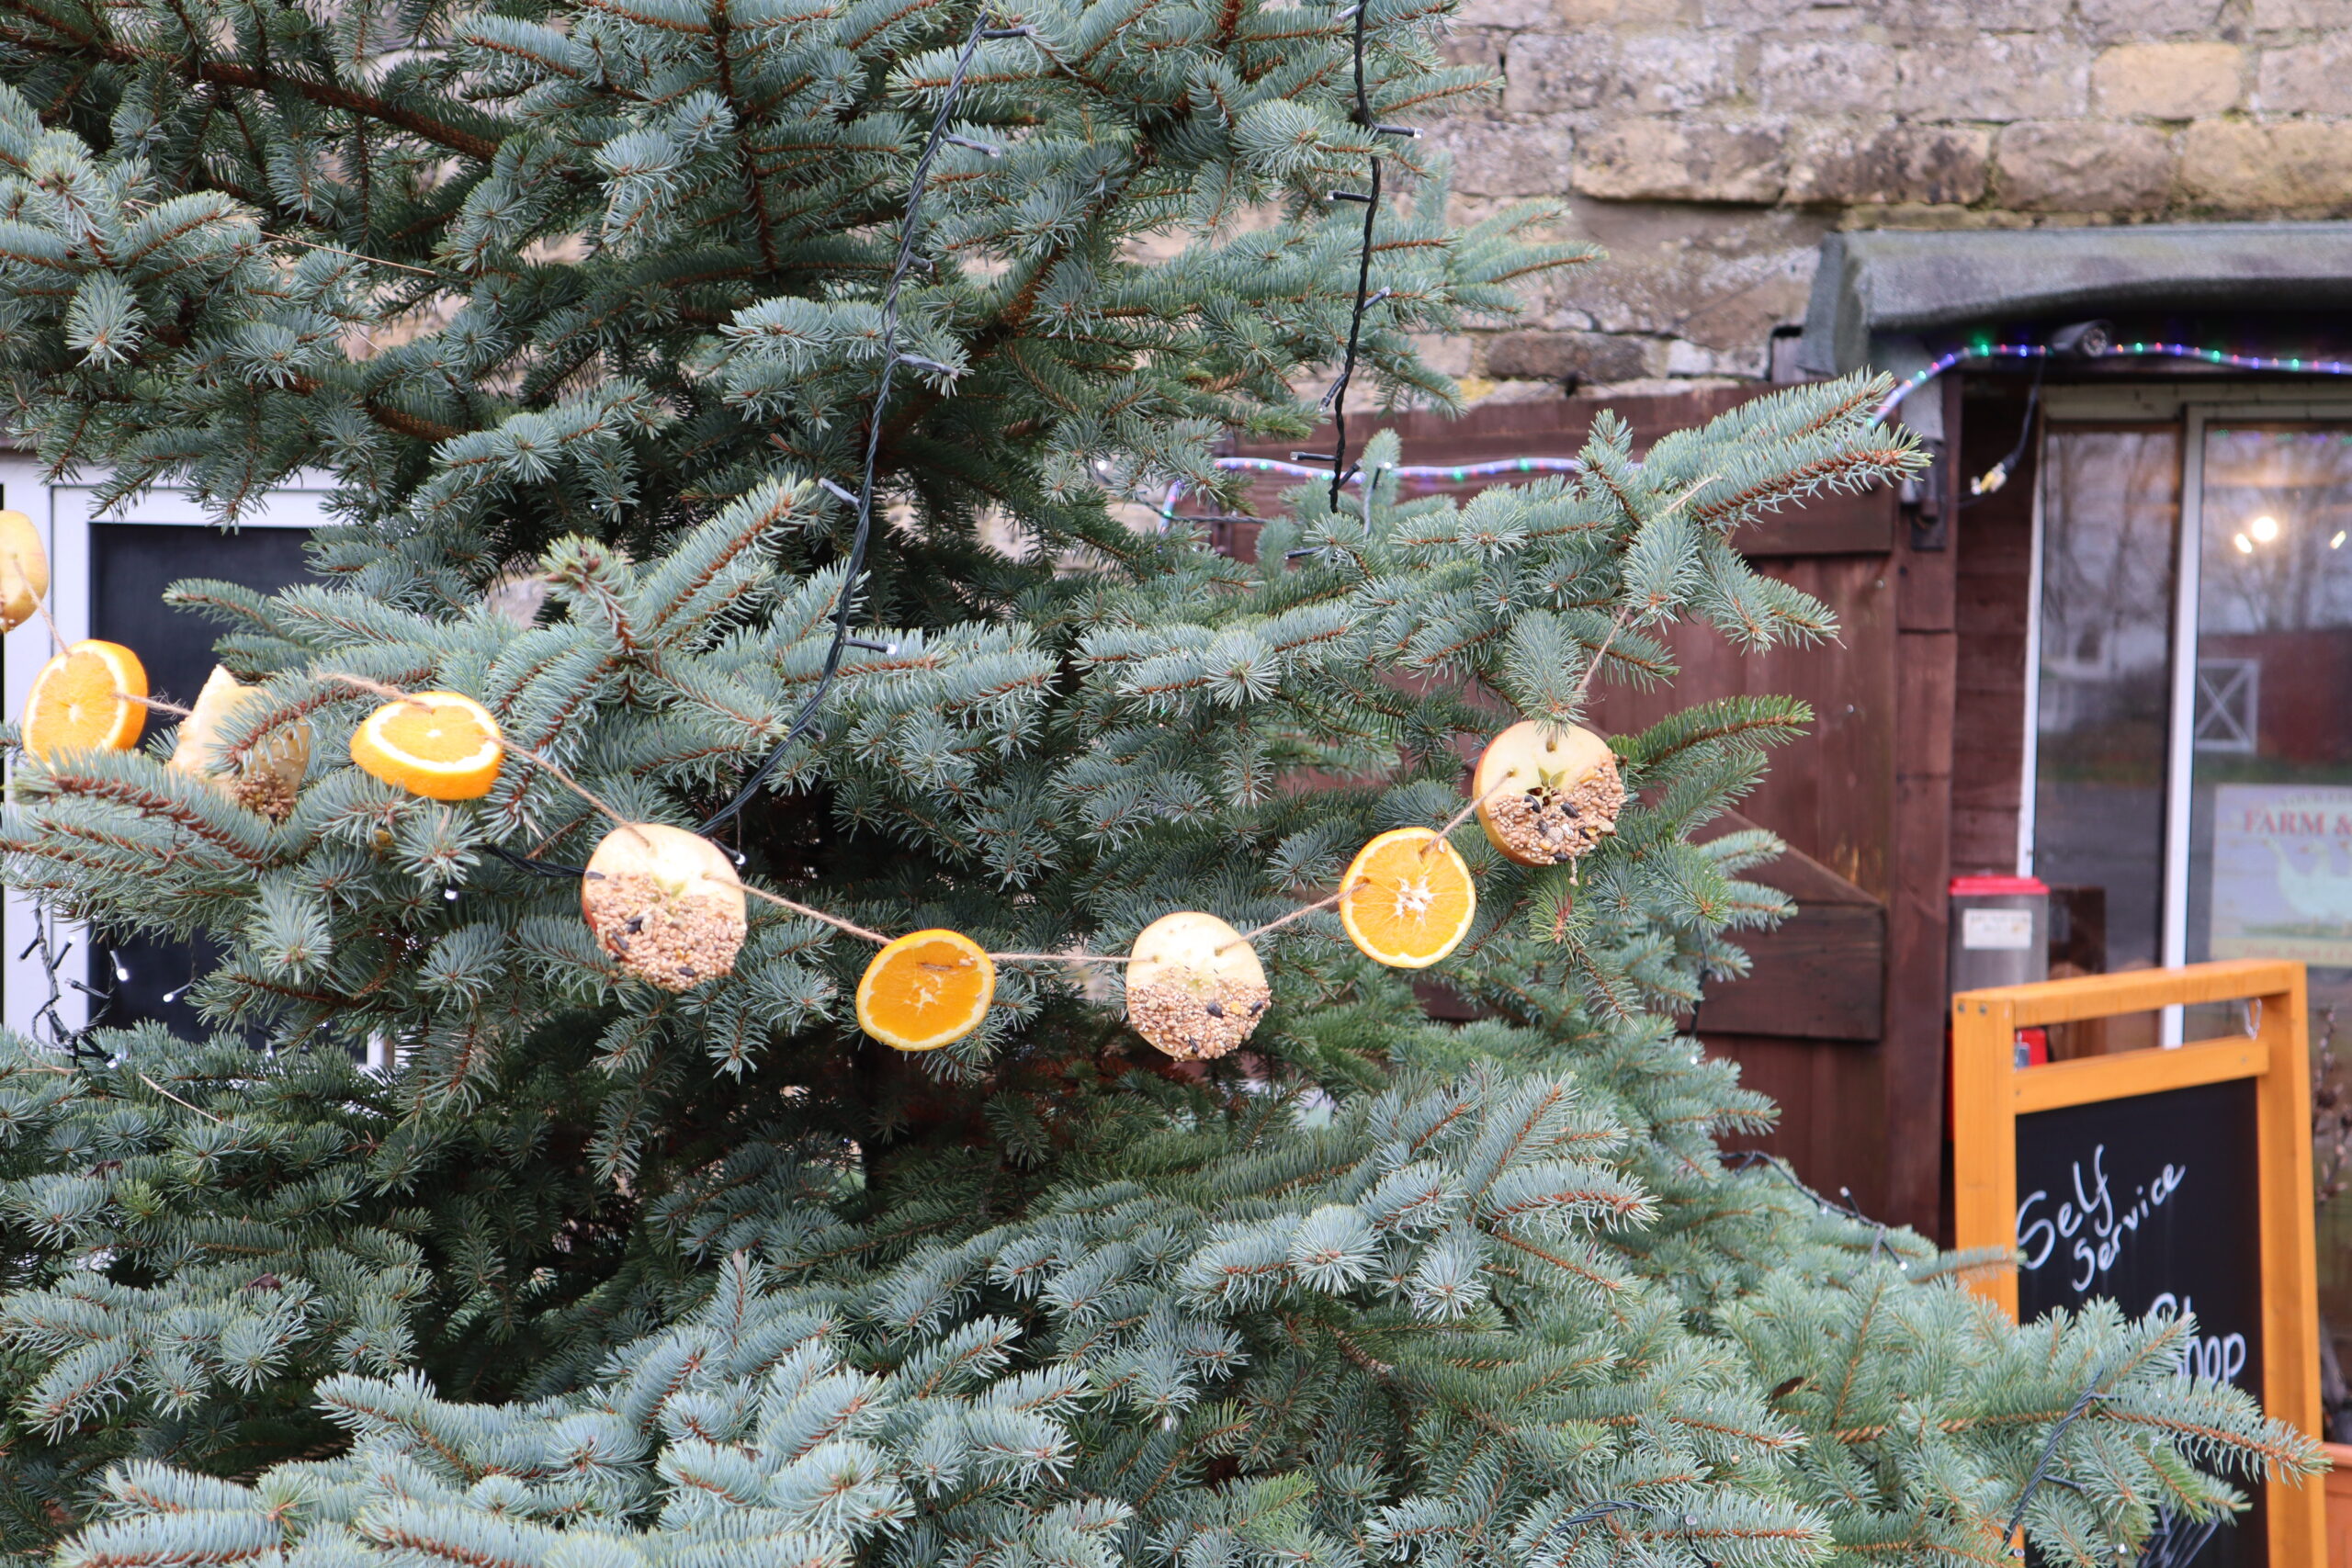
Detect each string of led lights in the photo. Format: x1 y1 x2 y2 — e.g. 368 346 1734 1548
1877 339 2352 422
692 6 1021 836
475 6 1017 882
19 903 109 1060
1158 455 1586 525
1306 0 1419 509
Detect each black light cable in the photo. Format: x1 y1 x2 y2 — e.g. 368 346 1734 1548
472 8 1016 879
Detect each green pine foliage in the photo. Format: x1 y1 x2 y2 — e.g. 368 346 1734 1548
0 0 2321 1561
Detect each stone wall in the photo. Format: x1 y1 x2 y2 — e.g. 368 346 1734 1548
1425 0 2352 400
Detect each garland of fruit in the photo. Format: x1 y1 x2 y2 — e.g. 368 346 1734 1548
2 519 1624 1061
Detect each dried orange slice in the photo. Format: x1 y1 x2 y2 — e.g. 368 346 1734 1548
348 691 503 801
856 929 994 1051
582 823 747 991
0 510 46 633
1127 911 1271 1060
1474 719 1624 867
23 639 146 761
1338 827 1476 969
170 666 311 818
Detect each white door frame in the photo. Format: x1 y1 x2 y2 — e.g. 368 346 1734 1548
2024 390 2352 1045
3 476 334 1045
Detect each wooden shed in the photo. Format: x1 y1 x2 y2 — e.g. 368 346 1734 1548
1227 255 2352 1255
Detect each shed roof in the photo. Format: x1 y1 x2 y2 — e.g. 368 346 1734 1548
1796 224 2352 376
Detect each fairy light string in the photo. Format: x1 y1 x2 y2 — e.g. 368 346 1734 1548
1876 337 2352 422
693 6 1022 837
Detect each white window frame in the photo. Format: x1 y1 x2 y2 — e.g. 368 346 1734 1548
3 472 335 1045
2024 388 2352 1046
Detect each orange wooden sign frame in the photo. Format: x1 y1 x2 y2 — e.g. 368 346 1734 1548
1951 958 2322 1563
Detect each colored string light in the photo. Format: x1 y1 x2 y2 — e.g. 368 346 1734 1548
1160 456 1586 525
1877 340 2352 422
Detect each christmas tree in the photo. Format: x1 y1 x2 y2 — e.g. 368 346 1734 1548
0 0 2321 1562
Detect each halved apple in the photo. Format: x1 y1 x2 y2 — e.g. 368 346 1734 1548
582 823 747 990
0 510 48 633
170 666 311 819
1472 719 1624 867
1126 910 1271 1060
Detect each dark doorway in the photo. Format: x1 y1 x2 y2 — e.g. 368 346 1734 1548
87 524 314 1036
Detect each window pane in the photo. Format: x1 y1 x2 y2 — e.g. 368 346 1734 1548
88 524 316 1037
2033 427 2180 1002
2190 422 2352 1467
2188 425 2352 1000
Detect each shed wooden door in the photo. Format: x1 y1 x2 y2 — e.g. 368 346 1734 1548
1222 388 1936 1228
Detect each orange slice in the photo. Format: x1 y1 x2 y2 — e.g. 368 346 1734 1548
0 509 46 633
1473 719 1623 867
1338 827 1476 969
856 928 995 1051
23 639 146 761
1126 911 1271 1060
582 823 747 991
348 692 503 801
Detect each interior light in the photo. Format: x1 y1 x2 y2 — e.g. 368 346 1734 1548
2234 534 2255 554
2251 514 2281 542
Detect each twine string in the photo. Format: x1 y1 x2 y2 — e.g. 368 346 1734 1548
1423 767 1518 858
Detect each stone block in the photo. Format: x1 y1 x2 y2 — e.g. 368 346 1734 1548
1503 31 1613 113
1573 118 1788 202
2250 0 2352 27
1453 0 1558 28
1755 40 1899 116
1994 121 2174 211
1547 210 1822 352
1785 123 1992 206
1616 31 1736 112
1897 37 2088 121
1504 30 1732 114
2093 41 2243 118
2256 37 2352 115
1409 332 1476 378
2075 0 2224 39
1438 26 1506 73
1873 0 2068 30
1561 0 1687 18
1697 0 1826 23
1433 117 1576 198
1665 336 1769 378
1482 330 1654 385
2181 118 2352 209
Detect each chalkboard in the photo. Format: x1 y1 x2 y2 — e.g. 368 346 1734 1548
2015 1079 2264 1568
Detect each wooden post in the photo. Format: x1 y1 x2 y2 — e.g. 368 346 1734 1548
1950 988 2020 1319
1884 373 1962 1236
2255 965 2322 1528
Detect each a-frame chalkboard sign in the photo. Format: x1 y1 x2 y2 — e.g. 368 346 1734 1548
1952 959 2324 1566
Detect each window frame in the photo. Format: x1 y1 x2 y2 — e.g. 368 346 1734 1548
2024 389 2352 1047
2 472 334 1044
